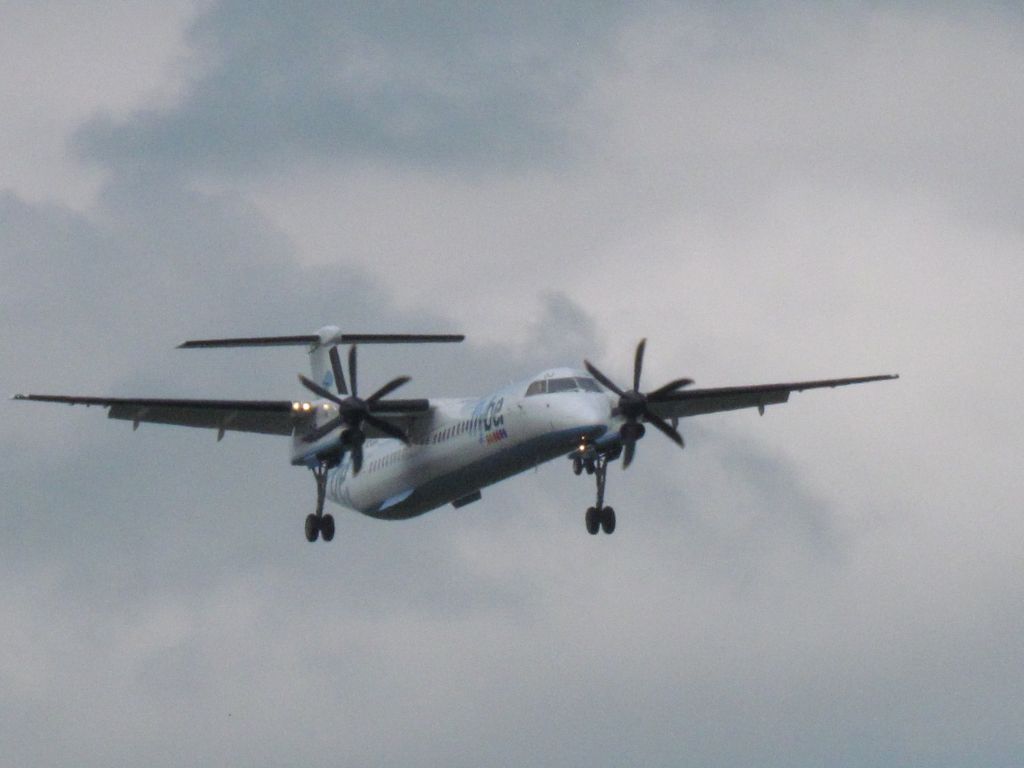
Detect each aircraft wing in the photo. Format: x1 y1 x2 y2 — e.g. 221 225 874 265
13 393 434 440
646 374 898 421
13 394 300 436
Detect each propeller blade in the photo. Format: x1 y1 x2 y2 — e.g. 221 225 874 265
644 409 685 448
348 345 358 398
584 360 625 397
366 375 411 405
351 442 364 475
329 346 348 395
647 377 695 399
622 440 636 469
302 415 343 443
633 338 646 392
298 374 345 406
364 413 410 444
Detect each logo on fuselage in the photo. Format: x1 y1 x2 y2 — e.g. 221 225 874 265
474 396 508 445
482 396 504 430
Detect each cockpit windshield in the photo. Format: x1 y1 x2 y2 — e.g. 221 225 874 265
525 377 603 396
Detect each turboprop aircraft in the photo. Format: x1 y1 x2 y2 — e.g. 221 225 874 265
14 326 897 540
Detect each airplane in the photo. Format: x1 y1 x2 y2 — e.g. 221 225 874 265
13 326 898 540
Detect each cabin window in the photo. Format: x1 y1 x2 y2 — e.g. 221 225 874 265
546 377 579 393
525 380 546 396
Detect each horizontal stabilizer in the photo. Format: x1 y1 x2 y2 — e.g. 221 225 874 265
327 333 464 344
178 335 319 349
178 333 465 349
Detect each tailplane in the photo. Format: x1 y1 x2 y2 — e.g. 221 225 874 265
178 326 464 391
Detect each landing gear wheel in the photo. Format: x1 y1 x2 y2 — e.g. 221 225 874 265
306 459 336 543
572 457 583 476
600 506 616 534
305 514 320 542
582 454 614 536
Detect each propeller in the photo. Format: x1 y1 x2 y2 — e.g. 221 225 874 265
298 345 412 475
584 339 693 469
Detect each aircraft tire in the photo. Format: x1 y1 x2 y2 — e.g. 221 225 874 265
305 514 320 542
572 458 583 476
601 506 616 535
585 507 600 535
320 514 335 542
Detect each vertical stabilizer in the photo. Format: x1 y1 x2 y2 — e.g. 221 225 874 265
308 326 342 392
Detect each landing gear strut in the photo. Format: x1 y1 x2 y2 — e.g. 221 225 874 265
305 460 336 542
583 453 616 535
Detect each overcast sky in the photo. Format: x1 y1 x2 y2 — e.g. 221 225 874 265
2 2 1022 766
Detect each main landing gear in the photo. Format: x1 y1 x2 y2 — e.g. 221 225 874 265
305 460 335 543
581 453 616 535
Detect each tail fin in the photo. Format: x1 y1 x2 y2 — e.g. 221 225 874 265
308 327 342 393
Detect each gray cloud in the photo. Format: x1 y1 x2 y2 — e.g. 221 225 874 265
75 1 628 178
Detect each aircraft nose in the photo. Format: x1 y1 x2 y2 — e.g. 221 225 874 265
555 394 611 440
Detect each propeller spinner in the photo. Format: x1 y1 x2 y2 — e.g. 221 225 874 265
584 339 693 468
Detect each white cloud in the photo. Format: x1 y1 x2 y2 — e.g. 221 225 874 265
0 1 199 208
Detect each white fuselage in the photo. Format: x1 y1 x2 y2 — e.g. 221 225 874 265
297 368 614 520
